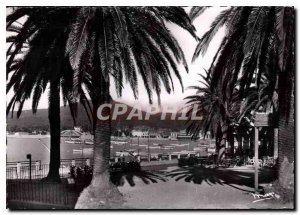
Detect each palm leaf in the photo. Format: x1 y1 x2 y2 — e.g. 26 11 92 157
189 6 207 22
66 7 92 70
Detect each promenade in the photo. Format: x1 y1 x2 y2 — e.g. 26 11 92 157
7 165 291 210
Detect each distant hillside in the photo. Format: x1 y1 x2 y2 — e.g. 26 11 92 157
7 101 202 132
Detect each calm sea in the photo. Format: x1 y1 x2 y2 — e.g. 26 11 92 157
7 135 213 164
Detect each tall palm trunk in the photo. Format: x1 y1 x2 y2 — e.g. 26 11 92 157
214 122 227 164
277 24 295 198
75 79 123 209
218 122 227 162
90 97 117 188
43 79 61 182
227 126 235 156
277 89 294 197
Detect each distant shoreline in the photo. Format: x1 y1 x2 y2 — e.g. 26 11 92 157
7 134 50 138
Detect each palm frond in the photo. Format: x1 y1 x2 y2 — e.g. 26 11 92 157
112 7 128 47
189 6 208 22
98 10 114 83
66 7 92 70
193 7 233 60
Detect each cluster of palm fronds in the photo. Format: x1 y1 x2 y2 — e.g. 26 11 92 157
6 7 197 186
7 7 197 114
185 7 294 161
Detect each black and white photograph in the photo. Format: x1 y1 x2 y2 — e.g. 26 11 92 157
5 3 295 210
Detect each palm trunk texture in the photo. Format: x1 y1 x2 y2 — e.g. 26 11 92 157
43 79 61 182
217 123 227 162
277 92 294 199
75 75 123 208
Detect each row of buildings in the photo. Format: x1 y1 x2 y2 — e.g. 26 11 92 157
9 128 211 143
131 129 212 140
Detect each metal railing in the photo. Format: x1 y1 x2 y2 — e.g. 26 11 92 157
6 158 91 208
6 158 141 208
6 158 92 180
6 180 77 207
7 160 42 168
6 164 70 180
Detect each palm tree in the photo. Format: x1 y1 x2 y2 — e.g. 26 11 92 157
7 7 197 208
6 13 92 182
67 7 197 208
190 6 294 195
185 70 239 162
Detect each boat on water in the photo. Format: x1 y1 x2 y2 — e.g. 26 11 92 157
73 148 93 153
84 140 94 145
64 139 82 144
149 146 160 149
111 141 128 145
61 129 83 144
73 149 83 153
63 138 129 145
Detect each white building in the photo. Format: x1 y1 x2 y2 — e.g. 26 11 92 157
132 130 143 137
198 131 213 139
170 132 178 140
177 129 192 140
132 130 149 138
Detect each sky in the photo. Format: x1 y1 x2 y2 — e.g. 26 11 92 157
6 7 226 111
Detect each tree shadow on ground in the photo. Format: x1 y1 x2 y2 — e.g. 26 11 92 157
166 166 277 192
110 170 167 187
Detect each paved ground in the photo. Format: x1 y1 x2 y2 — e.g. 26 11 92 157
7 166 293 210
120 177 254 209
118 166 292 209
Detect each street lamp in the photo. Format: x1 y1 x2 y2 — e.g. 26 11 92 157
137 136 140 156
148 130 150 162
81 141 84 165
26 153 32 181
